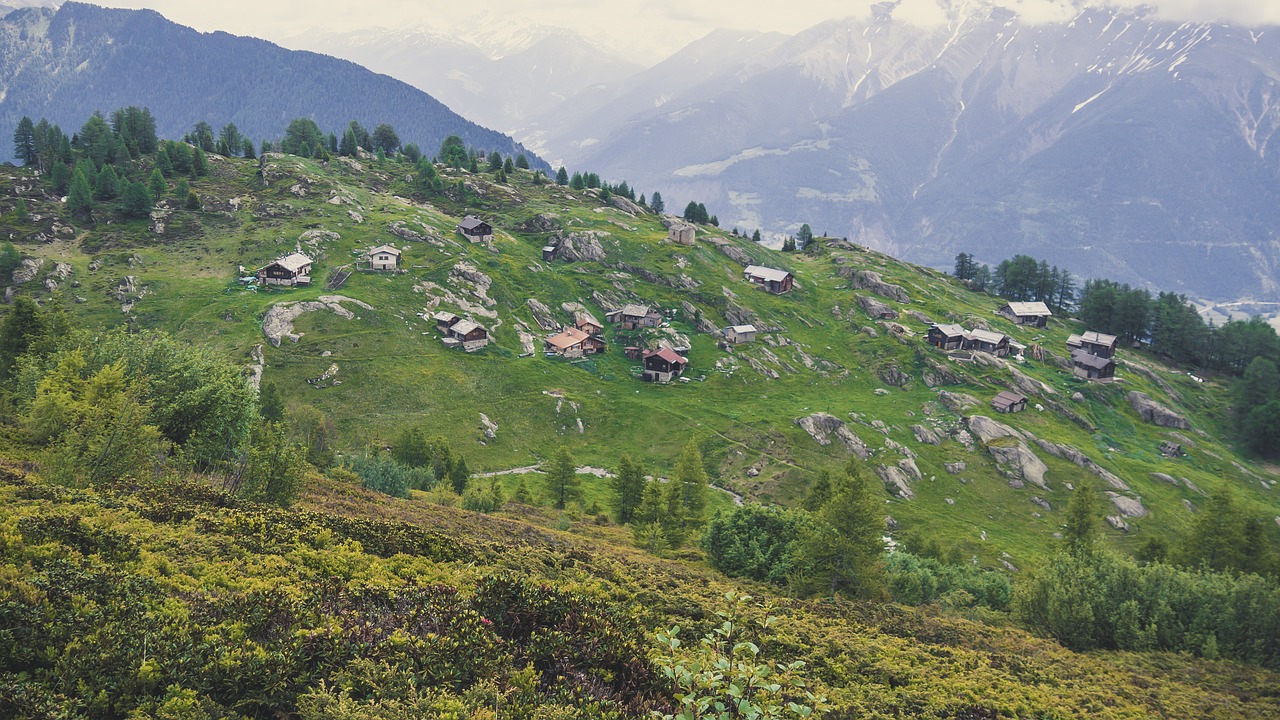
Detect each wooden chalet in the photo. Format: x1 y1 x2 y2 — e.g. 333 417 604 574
576 315 604 337
545 327 605 359
992 391 1028 414
927 323 967 350
1072 349 1116 380
743 265 794 294
607 303 661 330
542 244 560 262
964 328 1011 357
998 301 1053 327
456 216 494 243
367 244 401 271
1066 334 1084 351
433 311 461 334
258 253 313 286
446 319 490 352
1079 331 1119 359
724 324 757 344
642 347 689 383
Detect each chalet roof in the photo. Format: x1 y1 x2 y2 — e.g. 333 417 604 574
269 252 313 272
931 323 967 337
368 244 401 256
993 390 1027 408
458 216 490 231
1003 301 1052 317
450 319 484 336
648 347 688 365
744 265 792 283
728 324 757 334
966 328 1008 346
1072 349 1115 370
433 311 460 324
1081 330 1118 346
546 327 590 350
576 315 602 328
620 303 651 318
1066 334 1084 347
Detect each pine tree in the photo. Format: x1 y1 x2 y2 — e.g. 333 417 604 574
513 477 533 504
544 446 579 510
662 480 688 549
192 147 208 176
503 157 514 174
674 439 709 525
751 229 762 243
1180 488 1246 571
796 223 814 250
94 164 119 200
13 116 35 166
802 469 833 512
66 166 94 218
555 166 569 185
0 296 47 382
570 172 585 190
155 147 174 177
174 177 190 200
242 138 256 159
13 200 27 224
515 154 529 169
258 381 286 422
450 456 470 495
612 453 646 524
1063 482 1099 556
148 168 167 201
50 162 71 195
650 191 664 214
798 461 886 598
119 180 153 219
488 151 503 170
339 129 359 157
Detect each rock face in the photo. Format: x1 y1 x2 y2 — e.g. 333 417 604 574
518 213 561 233
1128 391 1190 429
1106 492 1148 518
878 364 912 387
857 295 898 319
610 196 645 215
846 270 910 302
1106 515 1131 532
911 425 942 445
557 232 609 262
966 415 1020 445
987 442 1050 490
1034 439 1130 491
261 295 374 347
12 257 43 284
794 413 870 459
479 413 498 440
525 299 559 331
876 464 916 499
939 391 979 413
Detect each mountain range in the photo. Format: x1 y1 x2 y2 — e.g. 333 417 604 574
0 2 543 167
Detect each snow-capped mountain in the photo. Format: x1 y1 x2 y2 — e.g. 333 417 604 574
553 3 1280 302
286 18 641 136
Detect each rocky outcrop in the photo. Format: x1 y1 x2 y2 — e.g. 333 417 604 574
715 242 754 266
1034 439 1130 491
878 364 912 387
518 213 561 233
846 269 910 302
795 413 870 459
389 220 445 247
724 302 758 327
987 442 1049 490
939 391 979 413
557 232 609 262
1106 515 1130 532
261 295 373 347
966 415 1021 445
1128 391 1190 429
911 425 942 445
610 196 645 215
681 302 719 334
12 257 43 285
922 360 962 387
525 299 559 331
857 295 898 319
1107 492 1148 518
479 413 498 440
876 464 916 499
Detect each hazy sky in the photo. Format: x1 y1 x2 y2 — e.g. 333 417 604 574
89 0 1280 62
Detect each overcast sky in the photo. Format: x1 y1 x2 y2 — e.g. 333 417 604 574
90 0 1280 62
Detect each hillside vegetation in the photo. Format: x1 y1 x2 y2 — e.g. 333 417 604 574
3 139 1278 568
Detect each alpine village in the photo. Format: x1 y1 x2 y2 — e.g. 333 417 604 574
2 2 1280 719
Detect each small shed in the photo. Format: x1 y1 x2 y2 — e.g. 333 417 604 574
367 244 402 271
457 215 494 243
447 319 490 351
642 347 689 383
992 391 1028 414
998 301 1053 327
607 303 658 330
927 323 967 350
964 328 1011 357
743 265 794 294
1066 334 1084 350
542 244 560 262
667 222 696 246
724 324 757 344
434 311 461 334
258 252 313 286
1072 349 1116 380
1080 331 1119 359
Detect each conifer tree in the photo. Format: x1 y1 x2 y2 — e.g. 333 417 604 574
662 480 688 549
192 147 208 176
798 461 885 598
148 167 167 201
488 151 502 170
544 446 579 510
174 177 190 200
556 166 569 185
515 154 529 169
450 456 470 495
94 164 119 200
1063 482 1099 556
612 453 646 524
674 439 709 525
66 166 94 218
155 146 174 177
802 469 833 512
13 116 35 166
258 381 286 422
513 477 533 504
119 180 153 218
503 156 514 174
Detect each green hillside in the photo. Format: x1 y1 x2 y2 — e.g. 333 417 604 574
2 149 1278 572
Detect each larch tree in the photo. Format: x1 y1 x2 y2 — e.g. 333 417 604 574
545 446 579 510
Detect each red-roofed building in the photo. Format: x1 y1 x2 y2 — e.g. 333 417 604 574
642 347 689 383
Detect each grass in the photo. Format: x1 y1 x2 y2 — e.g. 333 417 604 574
3 153 1278 569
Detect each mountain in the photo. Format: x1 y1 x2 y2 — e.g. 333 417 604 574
284 18 641 139
552 4 1280 303
0 2 543 166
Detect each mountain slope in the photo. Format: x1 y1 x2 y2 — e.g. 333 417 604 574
0 2 542 166
3 145 1278 570
554 5 1280 302
284 20 641 140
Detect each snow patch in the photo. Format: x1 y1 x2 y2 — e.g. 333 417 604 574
1073 88 1108 114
